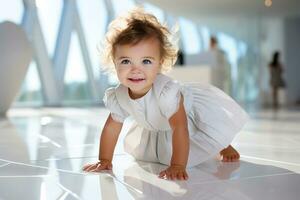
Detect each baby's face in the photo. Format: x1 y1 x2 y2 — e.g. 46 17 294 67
113 37 162 99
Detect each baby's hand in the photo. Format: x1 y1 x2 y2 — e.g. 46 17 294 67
158 165 188 181
82 159 112 172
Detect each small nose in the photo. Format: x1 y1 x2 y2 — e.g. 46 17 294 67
131 64 142 72
131 63 141 69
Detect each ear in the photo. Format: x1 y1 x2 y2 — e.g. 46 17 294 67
159 58 164 66
157 60 163 72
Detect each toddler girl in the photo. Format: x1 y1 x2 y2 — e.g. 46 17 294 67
83 8 248 181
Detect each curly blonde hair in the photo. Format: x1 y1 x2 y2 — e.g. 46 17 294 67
99 7 178 73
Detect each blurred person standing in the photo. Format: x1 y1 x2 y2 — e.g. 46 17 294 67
209 36 231 94
268 51 285 108
175 49 185 66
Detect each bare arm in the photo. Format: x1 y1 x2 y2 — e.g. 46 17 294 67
99 113 123 161
159 94 190 180
83 113 123 172
169 94 190 167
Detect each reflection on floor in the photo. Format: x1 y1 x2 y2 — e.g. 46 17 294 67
0 108 300 200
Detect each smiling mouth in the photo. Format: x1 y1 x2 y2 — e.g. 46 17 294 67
128 78 145 83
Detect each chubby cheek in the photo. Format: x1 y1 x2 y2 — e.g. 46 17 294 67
116 68 129 83
146 67 160 79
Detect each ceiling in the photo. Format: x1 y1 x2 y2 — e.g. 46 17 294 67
146 0 300 20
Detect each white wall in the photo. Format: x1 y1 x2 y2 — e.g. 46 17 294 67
167 65 211 84
284 17 300 103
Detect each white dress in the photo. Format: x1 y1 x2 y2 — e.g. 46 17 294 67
103 74 248 168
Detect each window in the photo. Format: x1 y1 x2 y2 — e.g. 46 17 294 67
63 32 92 104
77 0 108 78
112 0 136 17
237 41 247 58
0 0 23 24
143 3 164 23
179 17 201 54
36 0 63 56
199 26 210 51
14 61 43 106
217 32 238 80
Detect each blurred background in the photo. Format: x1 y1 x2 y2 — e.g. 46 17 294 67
1 0 300 113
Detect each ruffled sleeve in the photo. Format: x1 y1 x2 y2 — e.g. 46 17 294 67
158 80 182 119
103 87 129 123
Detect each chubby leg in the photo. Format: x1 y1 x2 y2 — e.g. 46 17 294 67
219 145 240 162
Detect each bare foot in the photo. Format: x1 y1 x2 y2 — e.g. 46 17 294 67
220 145 240 162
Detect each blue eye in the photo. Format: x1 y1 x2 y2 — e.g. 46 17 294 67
143 59 152 65
121 59 130 65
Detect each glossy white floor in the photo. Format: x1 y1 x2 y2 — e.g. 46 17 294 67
0 107 300 200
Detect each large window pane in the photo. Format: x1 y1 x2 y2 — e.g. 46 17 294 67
0 0 23 24
179 17 201 54
143 3 164 23
243 48 260 101
217 32 238 98
14 60 44 106
63 32 92 105
217 32 260 101
237 41 247 58
236 41 248 101
36 0 63 56
77 0 108 79
200 26 210 51
218 33 238 80
112 0 136 17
